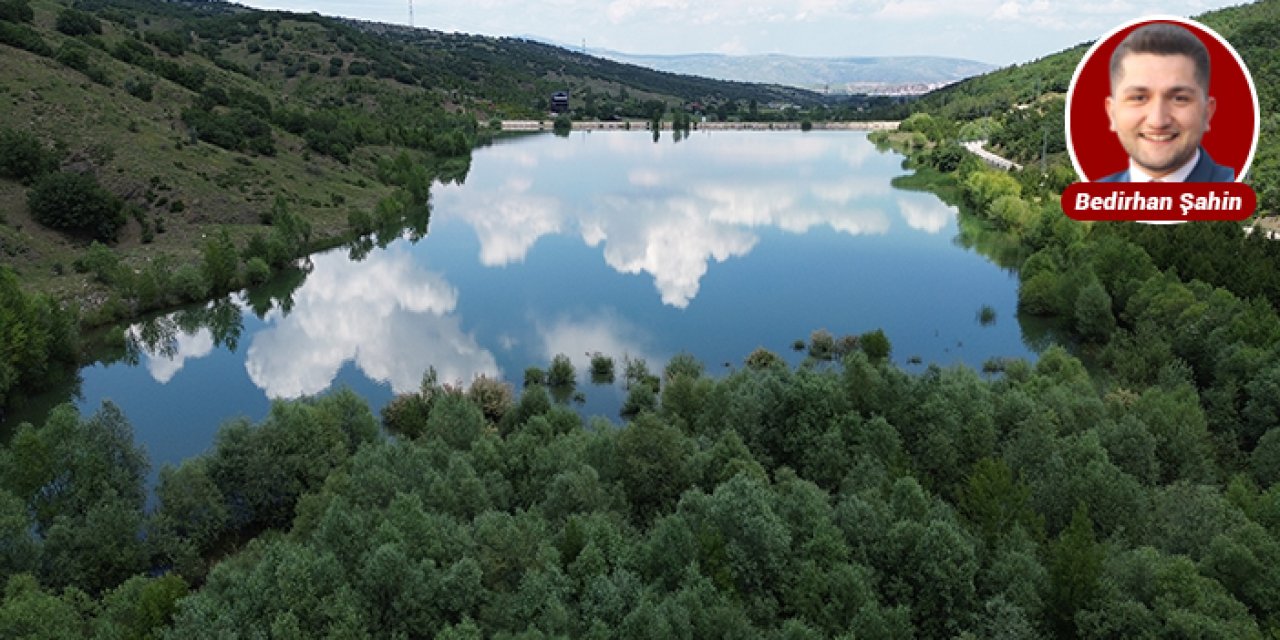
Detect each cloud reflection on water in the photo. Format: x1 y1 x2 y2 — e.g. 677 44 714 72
244 248 499 398
537 312 665 379
129 326 215 384
436 132 928 308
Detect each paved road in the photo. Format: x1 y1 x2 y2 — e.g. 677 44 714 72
963 140 1022 171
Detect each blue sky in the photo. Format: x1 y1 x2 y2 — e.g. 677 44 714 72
235 0 1239 66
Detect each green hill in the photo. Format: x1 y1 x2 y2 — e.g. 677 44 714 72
0 0 824 319
886 0 1278 215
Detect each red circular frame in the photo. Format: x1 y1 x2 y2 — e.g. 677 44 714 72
1065 16 1259 182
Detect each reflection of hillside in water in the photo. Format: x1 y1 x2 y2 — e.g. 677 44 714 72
435 131 951 309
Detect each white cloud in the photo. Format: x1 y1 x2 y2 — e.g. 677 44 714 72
234 0 1241 66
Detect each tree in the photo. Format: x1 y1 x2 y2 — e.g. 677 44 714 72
54 8 100 36
152 459 230 567
617 413 693 524
0 0 35 23
548 353 576 388
0 127 57 183
1074 280 1115 342
1251 428 1280 489
1046 503 1104 638
202 228 241 293
26 171 125 241
859 329 892 362
0 267 77 409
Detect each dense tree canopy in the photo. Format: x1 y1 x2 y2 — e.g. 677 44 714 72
0 332 1276 637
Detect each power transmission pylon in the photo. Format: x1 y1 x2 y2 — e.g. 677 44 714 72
409 0 414 28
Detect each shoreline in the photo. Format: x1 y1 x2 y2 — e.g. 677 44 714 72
497 119 900 132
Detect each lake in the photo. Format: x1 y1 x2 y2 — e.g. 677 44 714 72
19 129 1044 479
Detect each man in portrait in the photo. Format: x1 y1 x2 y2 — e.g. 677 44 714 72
1100 22 1234 182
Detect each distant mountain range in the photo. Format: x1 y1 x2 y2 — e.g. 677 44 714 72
522 39 995 95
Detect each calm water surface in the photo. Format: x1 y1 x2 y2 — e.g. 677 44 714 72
35 130 1044 477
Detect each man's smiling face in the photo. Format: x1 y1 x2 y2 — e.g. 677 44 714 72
1106 52 1216 179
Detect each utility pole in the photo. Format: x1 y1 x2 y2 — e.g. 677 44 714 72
408 0 414 28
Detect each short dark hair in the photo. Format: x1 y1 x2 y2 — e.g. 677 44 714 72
1109 23 1211 93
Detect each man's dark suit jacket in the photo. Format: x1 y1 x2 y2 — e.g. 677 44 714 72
1098 147 1235 182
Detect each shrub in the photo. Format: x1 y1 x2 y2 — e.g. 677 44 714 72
381 392 432 439
523 367 546 388
244 257 271 285
171 265 209 301
55 8 101 36
467 376 513 424
664 352 703 381
589 353 615 383
808 329 836 360
0 0 34 23
347 208 374 235
0 21 51 56
745 347 785 371
73 241 124 286
143 30 185 57
55 42 90 72
111 37 153 64
0 127 58 183
547 353 576 388
978 305 997 326
859 328 892 362
27 171 125 241
124 78 154 101
624 357 660 391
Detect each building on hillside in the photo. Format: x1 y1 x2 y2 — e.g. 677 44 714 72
550 91 570 114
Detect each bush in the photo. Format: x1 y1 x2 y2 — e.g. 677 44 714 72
589 353 615 383
111 37 153 64
245 257 271 285
143 30 185 57
55 8 101 36
171 265 209 302
467 376 513 424
55 42 90 72
745 347 785 370
808 329 836 360
0 127 58 183
547 353 576 388
0 21 52 56
347 208 374 236
859 328 892 362
523 367 546 388
73 241 124 286
124 78 154 101
27 171 125 241
0 0 34 23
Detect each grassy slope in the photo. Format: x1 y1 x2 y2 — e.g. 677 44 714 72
901 0 1279 216
1 0 824 311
